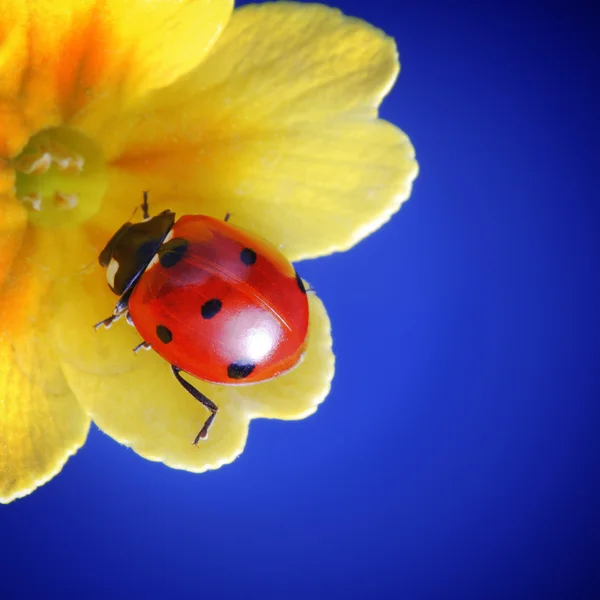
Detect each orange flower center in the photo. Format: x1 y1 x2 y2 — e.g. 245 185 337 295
13 127 108 228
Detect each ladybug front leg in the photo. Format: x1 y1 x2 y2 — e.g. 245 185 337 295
93 306 128 330
171 366 219 444
94 289 133 330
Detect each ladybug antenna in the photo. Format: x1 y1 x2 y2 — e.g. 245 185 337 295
126 195 146 223
129 206 139 221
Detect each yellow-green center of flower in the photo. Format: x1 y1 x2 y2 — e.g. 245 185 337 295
14 127 108 228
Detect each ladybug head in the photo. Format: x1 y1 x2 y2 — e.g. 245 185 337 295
99 210 175 296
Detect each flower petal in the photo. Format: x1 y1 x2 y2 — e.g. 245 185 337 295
101 2 418 260
54 267 333 472
0 343 90 503
0 343 90 504
0 225 90 503
177 1 399 120
0 195 27 288
0 0 233 150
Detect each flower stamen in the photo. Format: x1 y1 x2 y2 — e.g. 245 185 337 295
13 127 107 228
54 191 79 210
14 152 53 176
21 192 43 211
43 142 85 173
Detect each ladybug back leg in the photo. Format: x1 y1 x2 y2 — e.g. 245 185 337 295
171 366 219 444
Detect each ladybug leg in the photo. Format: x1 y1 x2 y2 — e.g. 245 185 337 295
224 212 231 222
93 307 127 330
133 341 152 353
142 190 150 220
171 365 219 444
94 289 133 330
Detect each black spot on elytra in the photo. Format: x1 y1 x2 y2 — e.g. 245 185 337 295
295 271 306 294
156 325 173 344
228 362 255 379
159 238 188 268
201 298 222 319
240 248 257 266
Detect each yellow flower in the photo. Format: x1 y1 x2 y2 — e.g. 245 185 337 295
0 0 418 503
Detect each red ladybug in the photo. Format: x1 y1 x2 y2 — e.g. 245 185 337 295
96 193 309 443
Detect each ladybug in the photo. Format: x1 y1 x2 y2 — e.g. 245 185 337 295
96 193 309 444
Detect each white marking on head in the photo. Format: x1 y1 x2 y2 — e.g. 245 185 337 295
106 258 120 288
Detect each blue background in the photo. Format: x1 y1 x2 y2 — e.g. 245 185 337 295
2 0 598 598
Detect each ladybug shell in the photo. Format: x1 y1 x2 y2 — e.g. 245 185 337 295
128 215 309 385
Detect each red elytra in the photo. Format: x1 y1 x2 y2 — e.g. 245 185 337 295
96 195 309 443
130 215 309 384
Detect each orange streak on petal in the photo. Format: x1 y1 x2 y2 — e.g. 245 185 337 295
0 158 15 195
0 1 27 99
0 101 30 159
0 195 27 290
54 1 112 121
0 218 91 503
0 226 43 340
